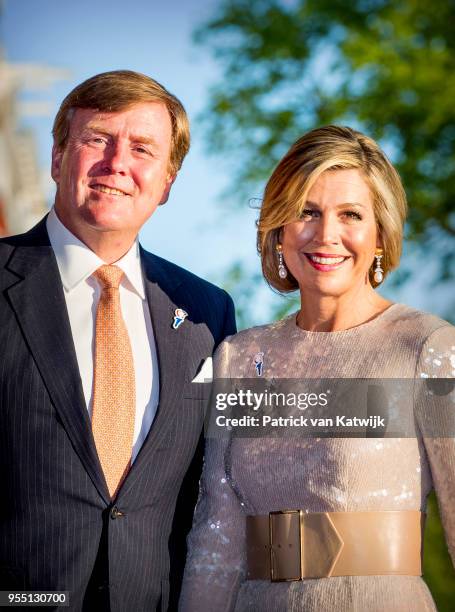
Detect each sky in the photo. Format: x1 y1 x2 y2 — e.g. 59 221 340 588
2 0 259 291
2 0 452 324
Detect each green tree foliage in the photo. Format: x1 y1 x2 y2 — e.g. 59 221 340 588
424 491 455 612
195 0 455 607
196 0 455 317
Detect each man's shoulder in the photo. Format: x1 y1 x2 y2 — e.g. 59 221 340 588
0 218 49 248
140 248 229 300
0 229 32 250
0 235 15 261
0 218 50 267
140 249 236 339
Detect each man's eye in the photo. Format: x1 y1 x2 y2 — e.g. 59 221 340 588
134 146 149 154
91 137 107 145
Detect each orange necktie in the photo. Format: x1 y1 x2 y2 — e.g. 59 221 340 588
91 265 136 498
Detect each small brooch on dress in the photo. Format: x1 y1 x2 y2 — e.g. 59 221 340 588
253 352 264 377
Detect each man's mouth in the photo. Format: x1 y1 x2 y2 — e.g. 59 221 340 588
90 184 129 196
304 253 350 270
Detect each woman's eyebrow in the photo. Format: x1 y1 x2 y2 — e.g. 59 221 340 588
305 200 367 209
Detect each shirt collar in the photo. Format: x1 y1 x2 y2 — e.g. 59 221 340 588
46 207 145 299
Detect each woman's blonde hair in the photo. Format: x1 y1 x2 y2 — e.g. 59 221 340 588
258 125 407 291
52 70 190 175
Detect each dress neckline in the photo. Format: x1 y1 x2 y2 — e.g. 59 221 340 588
288 302 402 337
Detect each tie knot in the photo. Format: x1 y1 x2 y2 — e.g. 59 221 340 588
95 265 124 289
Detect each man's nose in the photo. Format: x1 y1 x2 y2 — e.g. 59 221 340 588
103 141 129 174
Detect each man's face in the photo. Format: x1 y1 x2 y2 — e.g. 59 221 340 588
51 102 175 243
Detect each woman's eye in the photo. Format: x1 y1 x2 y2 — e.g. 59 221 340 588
343 210 362 220
300 209 318 219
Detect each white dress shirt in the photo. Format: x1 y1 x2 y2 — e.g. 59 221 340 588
46 207 159 462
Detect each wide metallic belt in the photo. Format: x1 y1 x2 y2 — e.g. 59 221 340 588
246 510 424 580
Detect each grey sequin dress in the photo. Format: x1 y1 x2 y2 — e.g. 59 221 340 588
180 304 455 612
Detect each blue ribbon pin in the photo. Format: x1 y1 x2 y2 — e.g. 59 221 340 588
172 308 188 330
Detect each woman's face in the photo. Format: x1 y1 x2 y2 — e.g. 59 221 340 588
281 168 380 298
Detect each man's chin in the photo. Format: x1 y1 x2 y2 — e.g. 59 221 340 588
82 210 133 233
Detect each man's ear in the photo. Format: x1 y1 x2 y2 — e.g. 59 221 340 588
158 174 177 206
51 144 64 183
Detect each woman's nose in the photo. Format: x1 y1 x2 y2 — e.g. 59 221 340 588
313 213 339 245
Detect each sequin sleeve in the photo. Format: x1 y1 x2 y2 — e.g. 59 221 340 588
179 340 246 611
415 324 455 566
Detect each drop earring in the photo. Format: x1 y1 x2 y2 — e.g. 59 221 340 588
374 248 384 284
276 243 288 279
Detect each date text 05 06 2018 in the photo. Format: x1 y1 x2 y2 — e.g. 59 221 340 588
0 592 69 607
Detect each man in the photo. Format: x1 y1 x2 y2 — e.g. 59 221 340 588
0 70 236 611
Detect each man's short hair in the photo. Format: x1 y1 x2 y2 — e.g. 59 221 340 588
52 70 190 174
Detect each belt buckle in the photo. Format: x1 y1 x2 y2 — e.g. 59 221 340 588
269 509 304 582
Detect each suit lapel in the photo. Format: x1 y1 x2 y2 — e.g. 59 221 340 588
120 250 192 494
5 220 110 503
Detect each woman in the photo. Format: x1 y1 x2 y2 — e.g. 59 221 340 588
180 126 455 611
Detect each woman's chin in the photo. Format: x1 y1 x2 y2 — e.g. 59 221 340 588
299 277 355 299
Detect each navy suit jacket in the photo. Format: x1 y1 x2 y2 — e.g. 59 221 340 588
0 217 236 611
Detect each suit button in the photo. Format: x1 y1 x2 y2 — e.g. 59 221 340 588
110 506 125 519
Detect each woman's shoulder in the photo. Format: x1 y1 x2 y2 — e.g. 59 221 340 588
386 303 454 340
222 314 295 349
385 305 455 375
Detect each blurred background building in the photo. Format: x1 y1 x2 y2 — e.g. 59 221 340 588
0 54 68 236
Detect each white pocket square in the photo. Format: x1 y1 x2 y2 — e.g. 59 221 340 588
191 357 213 383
